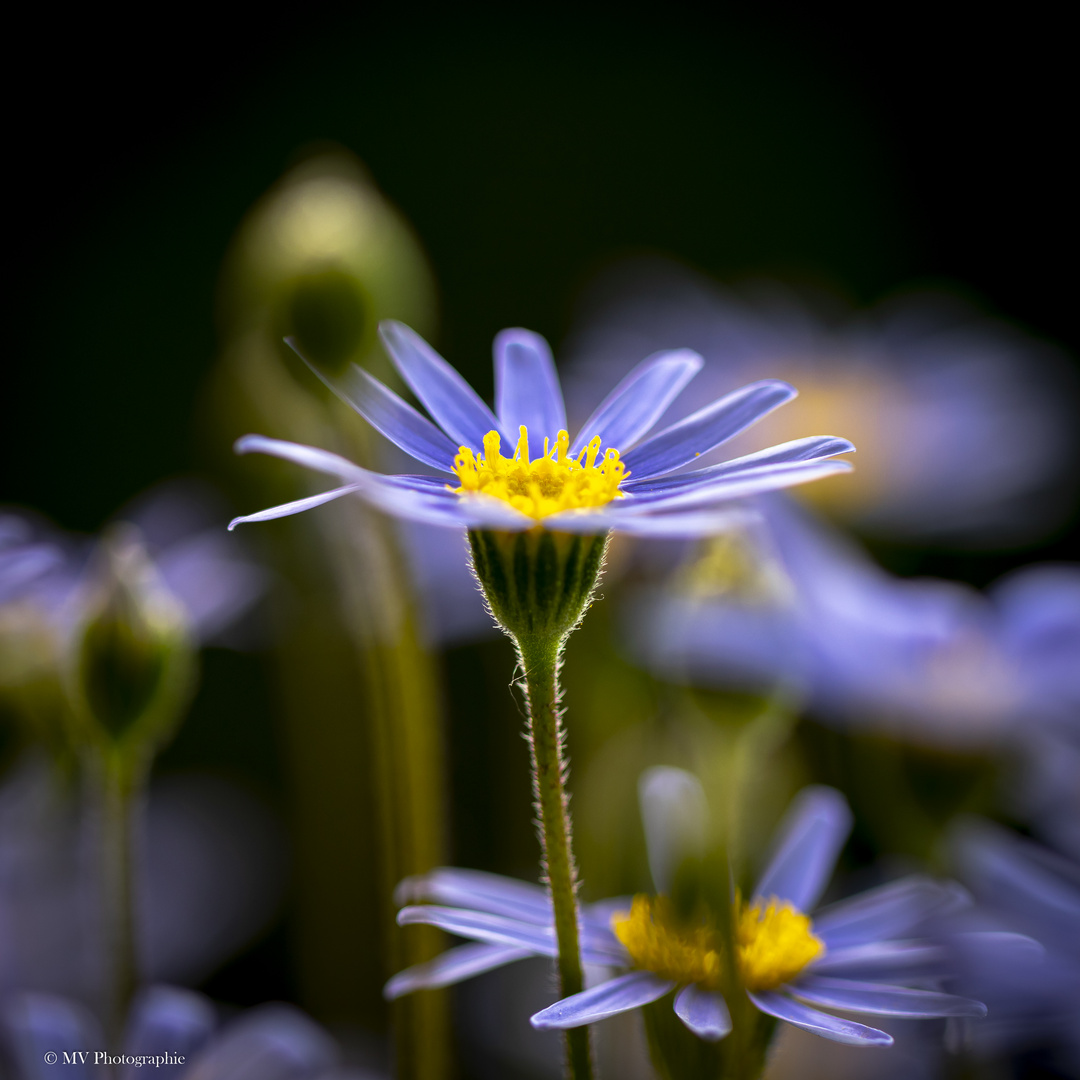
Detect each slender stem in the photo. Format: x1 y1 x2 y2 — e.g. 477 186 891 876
517 634 594 1080
100 755 138 1045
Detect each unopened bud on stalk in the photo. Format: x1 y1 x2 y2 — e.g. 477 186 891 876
70 527 195 766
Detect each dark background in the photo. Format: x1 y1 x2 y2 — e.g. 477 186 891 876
5 2 1075 549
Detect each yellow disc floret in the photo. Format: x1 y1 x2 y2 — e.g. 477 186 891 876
451 426 627 521
736 894 824 991
611 892 824 993
612 895 724 990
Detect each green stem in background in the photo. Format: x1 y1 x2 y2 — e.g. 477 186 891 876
98 755 140 1046
517 634 593 1080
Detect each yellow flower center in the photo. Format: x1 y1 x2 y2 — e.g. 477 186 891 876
450 426 627 521
611 893 824 993
735 894 824 991
612 895 724 989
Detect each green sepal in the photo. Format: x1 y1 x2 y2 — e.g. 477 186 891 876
468 528 608 646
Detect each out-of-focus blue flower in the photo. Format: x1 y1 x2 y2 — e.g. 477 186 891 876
0 761 286 1006
561 258 1079 545
631 496 1080 749
1 481 268 651
944 820 1080 1069
229 321 854 538
0 984 382 1079
389 772 984 1048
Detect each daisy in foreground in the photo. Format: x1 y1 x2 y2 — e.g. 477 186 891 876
389 773 987 1076
228 321 854 537
230 321 854 1080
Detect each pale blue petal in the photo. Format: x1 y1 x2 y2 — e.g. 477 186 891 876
621 380 797 480
530 971 674 1030
228 485 361 530
234 434 366 483
122 986 215 1074
639 766 709 895
182 1004 337 1080
0 993 104 1080
814 876 964 950
623 436 855 493
809 941 946 979
384 943 532 999
395 868 551 923
673 985 732 1041
397 905 556 955
380 320 503 447
791 975 987 1019
754 786 852 911
397 905 619 965
494 328 566 438
748 991 894 1046
571 349 703 455
230 435 532 531
609 460 853 514
543 505 755 538
290 340 458 471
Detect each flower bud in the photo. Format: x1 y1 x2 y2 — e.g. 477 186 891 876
71 527 195 758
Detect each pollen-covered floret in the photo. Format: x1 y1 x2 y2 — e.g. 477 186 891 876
612 892 824 994
736 894 824 991
612 895 723 989
452 426 627 521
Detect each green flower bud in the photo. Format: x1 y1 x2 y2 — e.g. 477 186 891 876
70 527 195 765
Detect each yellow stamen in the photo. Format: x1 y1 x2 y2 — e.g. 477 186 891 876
611 893 824 993
612 895 724 990
451 425 628 521
736 893 824 991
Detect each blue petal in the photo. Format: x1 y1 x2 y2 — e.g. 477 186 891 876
227 484 361 530
384 943 533 999
397 905 620 965
230 436 534 531
182 1004 337 1079
754 786 852 911
543 506 755 538
123 986 216 1064
790 975 987 1019
638 766 709 895
748 991 894 1046
289 340 458 471
621 380 797 480
623 436 855 493
398 905 556 955
571 349 703 455
809 941 946 979
380 320 503 447
0 993 104 1080
814 876 965 950
609 460 853 515
673 985 732 1041
494 328 566 439
530 971 674 1030
395 867 552 923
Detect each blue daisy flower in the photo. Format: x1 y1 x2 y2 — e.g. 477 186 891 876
228 322 854 536
388 773 986 1048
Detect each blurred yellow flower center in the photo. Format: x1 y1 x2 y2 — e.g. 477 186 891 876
612 895 724 989
736 895 824 991
451 426 627 521
611 893 824 992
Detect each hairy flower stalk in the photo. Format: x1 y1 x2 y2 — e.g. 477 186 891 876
469 525 608 1080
